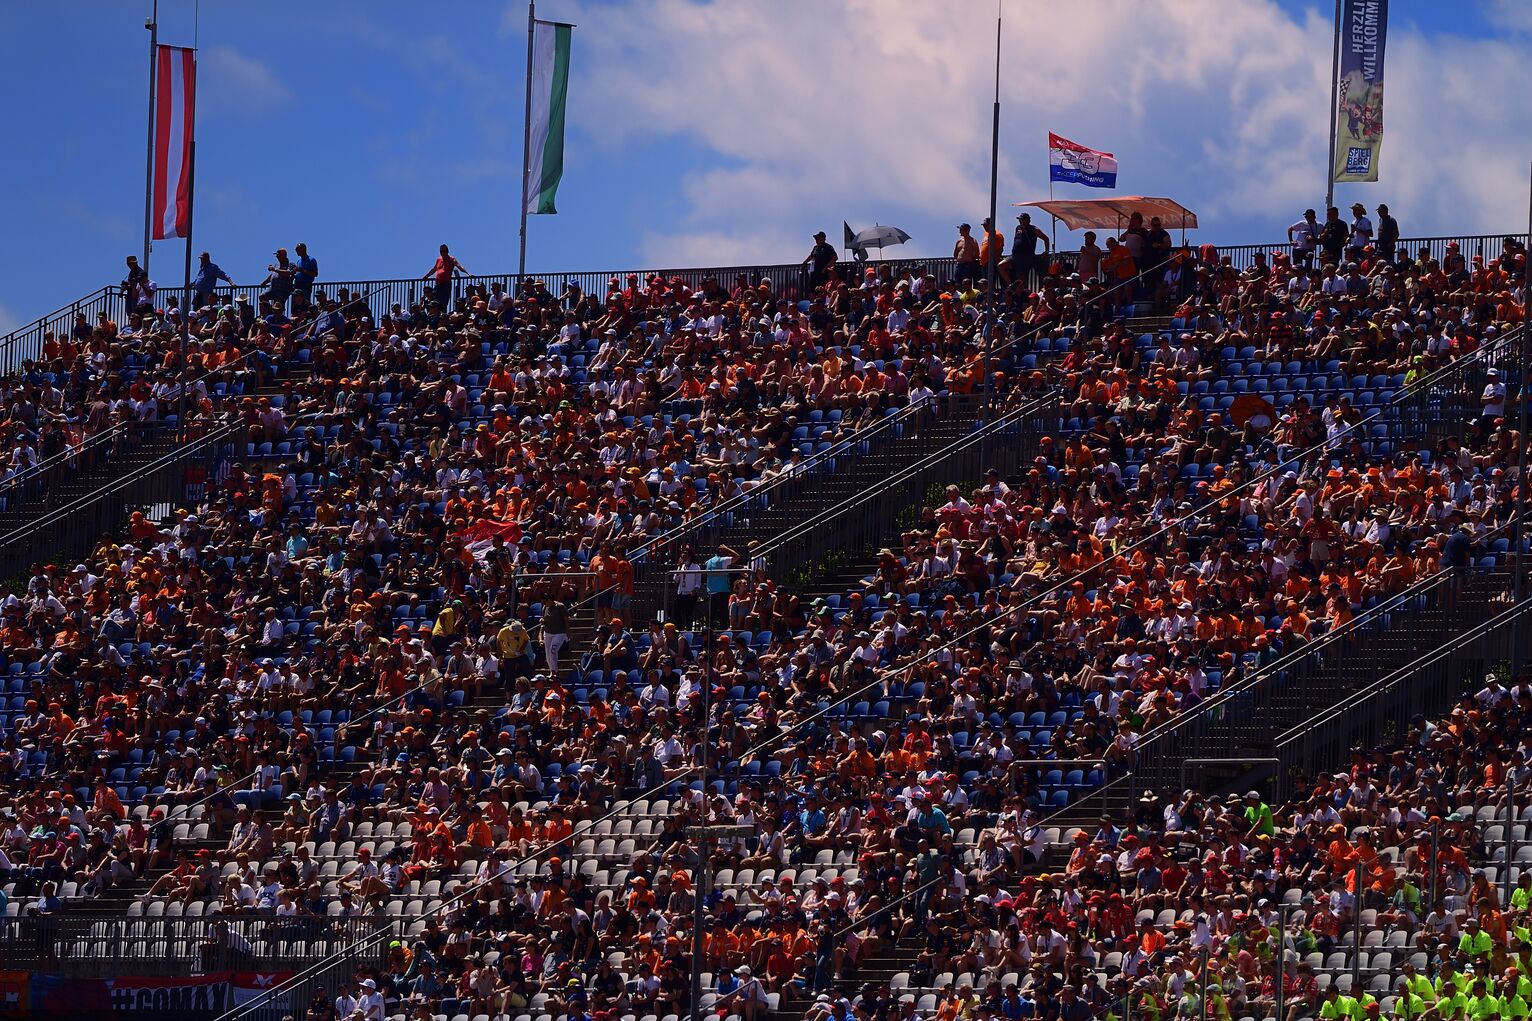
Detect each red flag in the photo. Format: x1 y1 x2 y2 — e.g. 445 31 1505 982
456 519 523 561
152 45 196 240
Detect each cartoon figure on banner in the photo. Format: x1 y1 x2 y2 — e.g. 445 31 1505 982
1335 71 1384 146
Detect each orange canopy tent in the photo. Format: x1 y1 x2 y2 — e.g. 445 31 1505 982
1013 196 1198 239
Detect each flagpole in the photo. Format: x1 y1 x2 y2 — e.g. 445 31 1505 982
180 138 196 445
982 0 1001 467
1048 175 1057 250
518 0 536 283
1324 0 1341 211
143 0 158 276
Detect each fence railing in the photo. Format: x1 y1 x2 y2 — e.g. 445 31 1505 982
0 913 387 979
1063 319 1530 806
1129 568 1510 797
4 232 1518 376
626 393 972 615
654 390 1062 622
0 417 244 578
0 419 160 516
1273 581 1532 779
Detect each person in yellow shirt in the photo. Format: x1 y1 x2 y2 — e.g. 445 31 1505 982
1464 978 1501 1021
1320 987 1350 1021
1513 876 1532 913
1392 980 1430 1021
1346 991 1378 1020
1498 974 1530 1021
497 619 531 676
1435 980 1470 1021
1399 963 1436 1004
431 599 462 654
1462 918 1496 960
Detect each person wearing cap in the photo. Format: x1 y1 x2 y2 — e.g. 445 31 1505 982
1002 212 1050 290
354 976 385 1021
190 250 235 308
1242 790 1275 839
954 223 980 283
260 247 296 309
1482 368 1507 426
979 217 1006 275
804 231 838 290
1346 202 1374 254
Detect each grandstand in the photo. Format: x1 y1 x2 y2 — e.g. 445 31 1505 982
0 224 1529 1021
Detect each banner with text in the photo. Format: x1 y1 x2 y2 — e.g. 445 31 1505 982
20 970 294 1017
1332 0 1387 183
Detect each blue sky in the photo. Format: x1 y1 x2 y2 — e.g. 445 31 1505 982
4 0 1531 332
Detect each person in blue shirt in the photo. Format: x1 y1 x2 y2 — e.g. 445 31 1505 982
191 251 234 308
704 544 745 622
293 243 319 307
796 793 829 857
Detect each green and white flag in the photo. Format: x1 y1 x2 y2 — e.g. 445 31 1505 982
525 19 572 215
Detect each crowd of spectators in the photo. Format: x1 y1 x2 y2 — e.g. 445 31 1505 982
0 205 1526 1021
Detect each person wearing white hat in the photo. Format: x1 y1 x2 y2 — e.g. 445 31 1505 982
1482 367 1506 422
356 977 384 1021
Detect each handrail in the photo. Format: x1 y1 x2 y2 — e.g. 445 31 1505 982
753 390 1061 562
630 248 1181 576
0 417 242 552
0 287 384 526
1272 579 1526 746
1135 568 1464 755
6 230 1516 376
633 397 945 565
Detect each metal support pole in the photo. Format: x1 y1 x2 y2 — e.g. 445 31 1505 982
689 586 713 1021
518 0 536 280
980 0 1001 469
1275 906 1288 1021
1513 162 1532 679
1506 767 1518 906
1324 0 1341 211
1199 946 1210 1021
179 140 196 444
1351 865 1363 993
143 0 158 275
1427 820 1440 979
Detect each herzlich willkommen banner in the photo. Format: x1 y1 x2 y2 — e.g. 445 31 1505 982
1332 0 1387 183
1048 133 1117 189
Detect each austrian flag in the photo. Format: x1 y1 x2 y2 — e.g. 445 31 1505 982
152 45 196 240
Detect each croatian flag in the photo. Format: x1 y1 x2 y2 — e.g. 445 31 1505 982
152 45 196 240
1048 132 1117 189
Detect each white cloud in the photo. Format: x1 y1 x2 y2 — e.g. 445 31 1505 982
201 45 293 117
0 304 15 337
560 0 1532 261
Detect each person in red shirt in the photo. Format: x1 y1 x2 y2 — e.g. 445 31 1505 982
423 243 469 307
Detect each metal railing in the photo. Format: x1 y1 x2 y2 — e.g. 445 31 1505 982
627 394 974 613
1041 317 1530 808
4 232 1517 376
1273 581 1532 777
658 390 1062 621
0 417 244 578
1128 568 1510 796
0 913 387 978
